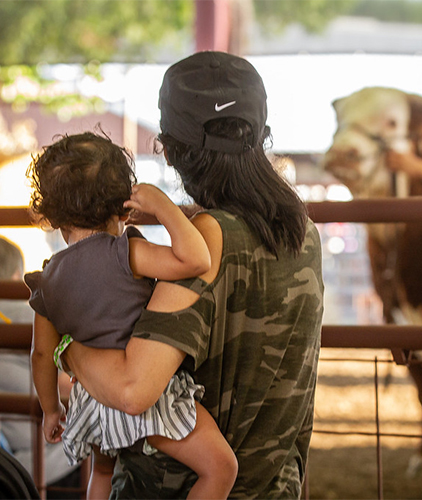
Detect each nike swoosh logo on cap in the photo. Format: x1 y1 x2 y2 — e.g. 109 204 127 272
214 101 236 112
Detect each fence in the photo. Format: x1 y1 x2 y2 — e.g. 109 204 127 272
3 200 422 499
307 197 422 499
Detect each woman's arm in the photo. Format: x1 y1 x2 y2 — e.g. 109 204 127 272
125 184 210 280
62 213 223 415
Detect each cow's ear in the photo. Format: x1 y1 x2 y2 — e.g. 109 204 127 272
332 97 346 118
332 97 343 111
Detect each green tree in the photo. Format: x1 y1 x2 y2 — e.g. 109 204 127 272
253 0 356 34
0 0 193 65
2 0 422 65
2 0 421 121
253 0 422 34
0 0 193 122
352 0 422 23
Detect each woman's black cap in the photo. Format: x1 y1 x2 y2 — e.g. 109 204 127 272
159 51 268 154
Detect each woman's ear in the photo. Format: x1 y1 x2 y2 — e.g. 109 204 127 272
163 146 172 166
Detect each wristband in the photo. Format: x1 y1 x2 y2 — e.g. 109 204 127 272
54 334 74 373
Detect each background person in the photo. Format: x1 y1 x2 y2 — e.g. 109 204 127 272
61 51 324 499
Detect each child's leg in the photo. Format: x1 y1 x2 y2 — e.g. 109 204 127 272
148 402 238 500
87 445 115 500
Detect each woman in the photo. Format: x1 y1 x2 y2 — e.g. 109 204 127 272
62 51 324 499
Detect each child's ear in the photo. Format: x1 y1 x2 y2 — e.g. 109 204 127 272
119 214 129 222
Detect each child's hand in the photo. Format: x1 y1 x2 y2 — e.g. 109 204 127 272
124 183 173 220
43 402 67 444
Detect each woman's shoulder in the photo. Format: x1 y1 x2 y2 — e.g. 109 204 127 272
190 211 224 285
191 210 224 229
192 209 241 228
305 217 322 243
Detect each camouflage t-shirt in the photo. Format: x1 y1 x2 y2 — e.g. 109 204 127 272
110 210 324 499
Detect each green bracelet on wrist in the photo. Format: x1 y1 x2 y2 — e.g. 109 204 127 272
54 334 74 373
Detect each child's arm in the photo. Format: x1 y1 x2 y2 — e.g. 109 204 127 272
31 312 66 443
124 184 211 281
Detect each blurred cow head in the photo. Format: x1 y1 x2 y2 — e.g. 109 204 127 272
323 87 413 197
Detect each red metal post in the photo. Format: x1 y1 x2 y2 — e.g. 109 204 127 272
32 416 46 499
374 357 383 500
195 0 231 52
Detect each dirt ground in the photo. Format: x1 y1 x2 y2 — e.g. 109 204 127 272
305 348 422 500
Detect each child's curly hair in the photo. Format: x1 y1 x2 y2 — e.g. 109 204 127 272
27 131 137 230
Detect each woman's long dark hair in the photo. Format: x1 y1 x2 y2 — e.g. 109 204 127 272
158 117 308 257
